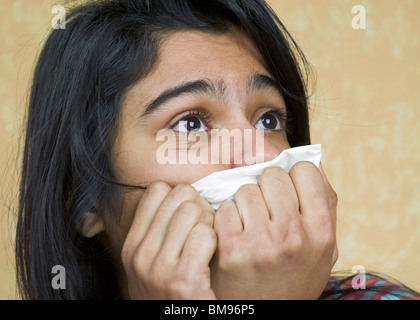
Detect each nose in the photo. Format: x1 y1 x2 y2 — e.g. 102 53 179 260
231 128 280 168
209 127 281 169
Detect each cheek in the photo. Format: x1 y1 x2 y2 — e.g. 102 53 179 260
104 189 145 254
113 139 225 187
151 163 221 187
103 163 215 254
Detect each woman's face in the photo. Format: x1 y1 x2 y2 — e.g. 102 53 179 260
105 29 291 265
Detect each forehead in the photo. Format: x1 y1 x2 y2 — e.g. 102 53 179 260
157 29 267 75
125 30 270 105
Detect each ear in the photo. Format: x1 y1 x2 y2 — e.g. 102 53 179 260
77 211 105 238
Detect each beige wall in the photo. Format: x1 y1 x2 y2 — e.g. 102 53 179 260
1 0 419 299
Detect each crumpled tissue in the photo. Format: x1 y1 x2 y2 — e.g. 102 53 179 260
191 144 322 209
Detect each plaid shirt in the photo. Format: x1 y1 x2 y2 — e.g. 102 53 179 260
320 274 420 300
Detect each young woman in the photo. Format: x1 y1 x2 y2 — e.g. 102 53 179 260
15 0 420 300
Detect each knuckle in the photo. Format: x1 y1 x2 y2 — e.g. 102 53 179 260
131 243 150 277
285 235 304 256
169 271 190 297
178 199 200 212
215 240 243 271
201 211 214 227
217 200 235 212
261 170 297 205
322 229 337 252
290 160 317 172
330 188 338 207
237 183 258 194
149 255 175 288
314 215 336 248
259 166 288 186
188 223 217 252
332 247 339 264
289 161 318 181
148 266 166 292
152 253 171 276
236 184 261 204
196 223 216 242
319 233 336 252
282 222 305 256
172 183 198 200
176 200 202 221
216 250 243 272
147 180 172 194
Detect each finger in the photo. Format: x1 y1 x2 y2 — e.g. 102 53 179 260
178 222 217 275
122 181 172 262
214 200 243 241
197 195 217 217
234 184 270 231
289 161 333 239
258 166 299 227
319 164 338 263
318 162 338 227
141 184 203 257
158 200 214 261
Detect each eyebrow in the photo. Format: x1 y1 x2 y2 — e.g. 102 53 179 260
248 73 283 97
140 73 283 118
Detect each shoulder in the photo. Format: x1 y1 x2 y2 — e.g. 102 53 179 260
319 273 420 300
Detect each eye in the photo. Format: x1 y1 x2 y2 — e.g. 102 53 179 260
255 111 283 131
172 115 209 133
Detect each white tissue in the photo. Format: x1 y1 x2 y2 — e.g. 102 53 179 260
191 144 322 209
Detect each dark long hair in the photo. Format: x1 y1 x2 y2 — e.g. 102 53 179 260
16 0 314 299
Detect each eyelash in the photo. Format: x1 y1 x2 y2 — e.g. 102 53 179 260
169 109 211 129
169 108 287 131
258 109 288 135
266 109 288 126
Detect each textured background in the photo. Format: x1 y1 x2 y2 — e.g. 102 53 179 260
1 0 419 299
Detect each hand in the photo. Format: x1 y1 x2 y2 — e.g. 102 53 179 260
121 181 217 299
210 161 338 299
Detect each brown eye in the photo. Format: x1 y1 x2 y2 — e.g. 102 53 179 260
185 117 201 131
255 111 281 130
172 116 207 132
